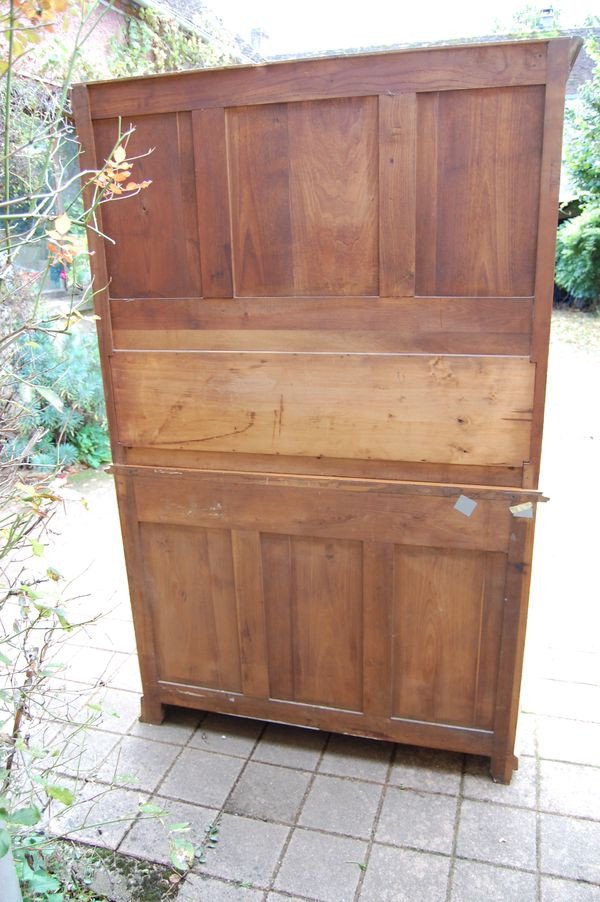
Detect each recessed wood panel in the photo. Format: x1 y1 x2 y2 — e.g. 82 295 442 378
228 103 293 297
94 114 202 299
139 523 241 690
228 97 378 296
262 534 363 710
392 546 505 727
415 85 545 297
112 351 534 467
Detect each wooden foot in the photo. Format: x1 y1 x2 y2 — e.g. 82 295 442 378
490 753 518 784
140 695 165 725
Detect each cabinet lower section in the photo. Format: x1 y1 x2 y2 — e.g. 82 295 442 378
114 465 539 783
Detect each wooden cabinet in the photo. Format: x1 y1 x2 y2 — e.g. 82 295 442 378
73 36 579 782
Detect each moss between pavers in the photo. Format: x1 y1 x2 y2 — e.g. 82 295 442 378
44 840 182 901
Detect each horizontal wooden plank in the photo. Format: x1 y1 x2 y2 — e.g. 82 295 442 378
116 463 545 504
155 680 494 756
131 472 513 551
111 350 534 467
110 296 532 332
112 328 530 356
123 447 524 487
86 41 550 120
111 296 533 356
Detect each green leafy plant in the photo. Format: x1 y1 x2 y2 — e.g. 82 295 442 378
565 39 600 204
555 204 600 308
4 329 111 471
557 38 600 310
109 6 239 78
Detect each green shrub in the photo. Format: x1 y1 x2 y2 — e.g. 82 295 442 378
555 204 600 309
3 329 111 471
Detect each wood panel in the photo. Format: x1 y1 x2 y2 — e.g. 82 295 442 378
262 535 363 710
379 93 416 296
139 523 242 690
111 351 534 467
228 103 293 296
192 108 233 297
392 546 504 728
131 472 515 552
415 85 545 297
86 39 551 120
287 98 378 295
110 296 533 357
157 679 496 757
94 113 202 298
231 530 270 698
228 97 378 297
123 448 524 488
363 542 393 717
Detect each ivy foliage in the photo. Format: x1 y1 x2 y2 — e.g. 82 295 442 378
110 7 239 78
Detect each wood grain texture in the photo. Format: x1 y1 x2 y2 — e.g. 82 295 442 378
231 530 270 698
111 296 533 357
264 536 364 710
118 464 545 503
131 471 514 552
415 85 545 297
228 97 378 296
392 547 493 726
491 516 536 781
138 523 242 691
156 680 495 757
288 97 378 295
261 534 294 700
228 102 293 296
111 350 534 467
379 93 416 296
85 40 549 120
94 113 202 298
192 108 233 297
363 542 393 718
140 523 220 686
123 447 524 488
527 38 574 488
112 471 162 716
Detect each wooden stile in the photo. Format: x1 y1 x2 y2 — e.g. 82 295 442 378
74 37 579 782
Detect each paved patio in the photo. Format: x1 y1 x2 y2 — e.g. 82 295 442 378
43 322 600 901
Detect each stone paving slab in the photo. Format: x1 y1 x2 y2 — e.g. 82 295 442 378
196 813 289 887
359 844 450 902
298 774 383 839
377 786 457 856
272 828 366 902
450 860 537 902
225 761 311 822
